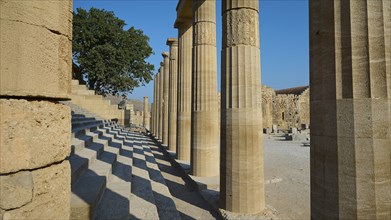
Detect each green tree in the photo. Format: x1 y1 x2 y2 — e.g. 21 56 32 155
72 7 154 96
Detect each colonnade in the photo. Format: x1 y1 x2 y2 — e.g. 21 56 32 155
150 0 390 217
1 0 389 218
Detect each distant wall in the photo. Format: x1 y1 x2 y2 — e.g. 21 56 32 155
261 86 310 131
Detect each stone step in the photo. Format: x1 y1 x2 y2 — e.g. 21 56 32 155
129 138 160 220
94 153 133 219
71 89 95 96
70 129 126 183
142 140 181 220
72 116 96 123
70 144 102 184
68 104 181 219
71 80 80 86
70 146 119 219
72 121 114 138
72 119 105 130
94 181 131 220
77 98 112 107
71 171 106 220
84 95 103 101
72 84 88 91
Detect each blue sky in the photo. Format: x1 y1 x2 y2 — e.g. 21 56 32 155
73 0 309 103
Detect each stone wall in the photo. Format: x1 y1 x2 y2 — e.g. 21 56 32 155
0 1 72 218
297 88 310 127
131 110 144 126
261 85 275 129
260 86 310 131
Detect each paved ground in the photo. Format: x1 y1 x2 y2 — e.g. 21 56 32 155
264 134 310 219
148 143 222 220
149 133 310 220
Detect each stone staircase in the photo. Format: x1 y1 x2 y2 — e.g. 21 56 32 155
64 102 181 219
70 80 124 125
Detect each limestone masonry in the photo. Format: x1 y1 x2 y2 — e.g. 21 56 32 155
1 0 390 219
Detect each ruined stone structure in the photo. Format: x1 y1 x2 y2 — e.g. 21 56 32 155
162 53 170 146
150 0 390 217
158 64 164 141
167 38 179 152
131 110 144 126
220 0 264 213
143 96 150 130
2 0 390 219
310 0 390 218
260 85 310 131
261 85 275 129
272 86 310 130
174 2 193 161
0 1 72 218
190 0 220 177
70 81 126 126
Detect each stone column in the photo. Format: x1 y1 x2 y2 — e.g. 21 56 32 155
143 96 150 130
153 74 158 136
167 38 179 152
175 19 193 161
151 102 154 134
220 0 264 214
158 63 165 142
0 1 72 218
191 0 219 177
310 0 391 219
162 53 170 146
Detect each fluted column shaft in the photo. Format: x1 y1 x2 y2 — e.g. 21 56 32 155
158 67 164 141
176 20 193 161
167 38 179 152
310 0 391 219
151 78 156 134
191 0 219 177
153 75 158 135
162 53 170 145
143 96 150 130
220 0 264 214
151 102 154 134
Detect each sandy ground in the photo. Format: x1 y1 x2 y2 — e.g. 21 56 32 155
196 134 311 220
264 134 310 219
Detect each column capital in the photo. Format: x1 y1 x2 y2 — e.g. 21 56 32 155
175 0 192 28
222 0 259 13
174 18 192 29
162 52 170 58
166 38 178 47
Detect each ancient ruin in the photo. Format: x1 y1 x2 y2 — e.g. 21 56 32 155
190 0 220 177
174 5 193 161
1 0 390 219
220 0 265 213
167 38 179 152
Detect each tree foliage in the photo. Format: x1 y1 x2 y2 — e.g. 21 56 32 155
72 7 154 96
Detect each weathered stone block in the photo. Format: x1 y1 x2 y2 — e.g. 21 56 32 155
289 127 298 134
0 0 72 37
0 99 71 174
2 161 71 219
263 128 270 134
0 20 71 99
272 124 278 133
0 171 33 210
